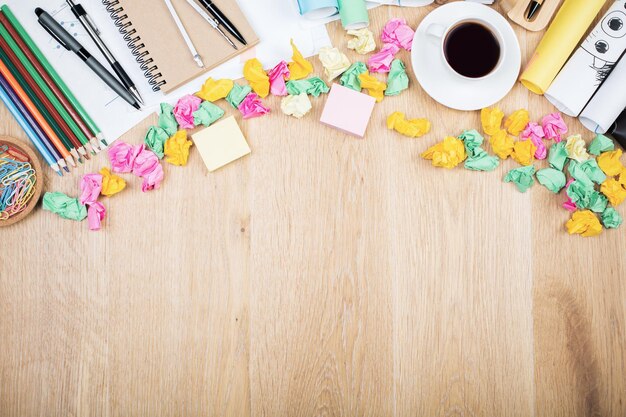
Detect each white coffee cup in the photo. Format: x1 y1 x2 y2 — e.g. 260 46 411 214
425 18 506 81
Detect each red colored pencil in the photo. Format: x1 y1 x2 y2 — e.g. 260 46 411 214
0 58 73 165
0 13 98 154
0 32 87 162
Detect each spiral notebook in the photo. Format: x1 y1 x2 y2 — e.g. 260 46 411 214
103 0 259 94
2 0 326 143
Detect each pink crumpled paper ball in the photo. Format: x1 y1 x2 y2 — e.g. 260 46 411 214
108 142 143 174
173 94 202 129
381 18 415 51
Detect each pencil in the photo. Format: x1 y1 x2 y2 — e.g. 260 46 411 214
0 81 61 176
0 53 75 167
0 13 99 154
1 6 108 149
0 23 91 159
0 48 75 162
0 71 68 172
0 35 85 162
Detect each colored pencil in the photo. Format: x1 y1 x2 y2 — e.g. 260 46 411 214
0 48 74 159
0 35 85 162
0 71 68 172
0 54 75 167
0 81 61 175
0 13 99 154
1 6 107 149
0 24 91 159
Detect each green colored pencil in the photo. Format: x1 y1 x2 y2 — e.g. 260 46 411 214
1 5 107 149
0 22 94 157
0 46 77 166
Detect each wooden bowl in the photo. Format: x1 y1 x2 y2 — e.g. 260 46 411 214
0 135 43 227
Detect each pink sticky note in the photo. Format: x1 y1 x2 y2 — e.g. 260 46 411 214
320 84 376 138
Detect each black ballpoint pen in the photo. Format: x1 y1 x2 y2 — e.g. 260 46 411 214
66 0 144 106
36 8 140 110
526 0 544 21
196 0 247 45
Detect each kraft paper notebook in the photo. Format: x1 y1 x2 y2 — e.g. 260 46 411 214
102 0 259 94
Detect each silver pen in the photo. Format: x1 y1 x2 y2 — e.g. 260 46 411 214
66 0 144 105
36 7 140 110
163 0 205 68
183 0 237 50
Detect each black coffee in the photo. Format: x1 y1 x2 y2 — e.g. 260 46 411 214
444 22 501 78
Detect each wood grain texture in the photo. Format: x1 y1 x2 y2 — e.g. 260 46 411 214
0 3 625 417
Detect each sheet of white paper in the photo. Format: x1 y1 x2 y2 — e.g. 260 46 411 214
4 0 331 143
294 0 434 29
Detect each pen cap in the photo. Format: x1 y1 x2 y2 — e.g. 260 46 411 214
36 8 84 52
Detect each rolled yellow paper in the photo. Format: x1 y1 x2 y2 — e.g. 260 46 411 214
520 0 607 95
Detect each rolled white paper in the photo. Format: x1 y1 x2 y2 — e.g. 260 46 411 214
546 0 626 116
579 55 626 133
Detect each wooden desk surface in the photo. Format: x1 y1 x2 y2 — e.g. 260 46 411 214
1 4 625 417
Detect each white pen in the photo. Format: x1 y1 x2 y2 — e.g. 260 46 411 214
162 0 204 68
182 0 237 50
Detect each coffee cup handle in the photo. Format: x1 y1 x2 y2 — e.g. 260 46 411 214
425 23 446 44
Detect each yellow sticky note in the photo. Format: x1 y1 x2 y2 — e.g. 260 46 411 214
191 116 251 172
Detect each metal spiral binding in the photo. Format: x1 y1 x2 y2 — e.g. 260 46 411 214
101 0 167 92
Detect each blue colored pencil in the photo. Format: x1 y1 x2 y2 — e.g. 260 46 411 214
0 81 61 175
0 72 68 172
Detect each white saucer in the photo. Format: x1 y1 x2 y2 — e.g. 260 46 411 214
411 2 521 111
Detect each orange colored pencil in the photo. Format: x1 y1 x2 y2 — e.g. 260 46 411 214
0 58 72 161
0 34 86 161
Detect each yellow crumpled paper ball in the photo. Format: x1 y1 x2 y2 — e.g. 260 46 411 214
511 139 537 166
164 130 193 166
566 210 603 237
387 112 431 138
489 129 515 159
195 78 234 102
565 134 589 163
347 28 376 55
243 58 270 98
504 109 530 136
99 167 126 197
318 46 351 81
601 177 626 206
597 149 624 177
619 168 626 187
288 39 313 80
358 72 386 103
481 107 505 136
280 93 312 118
421 136 467 169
